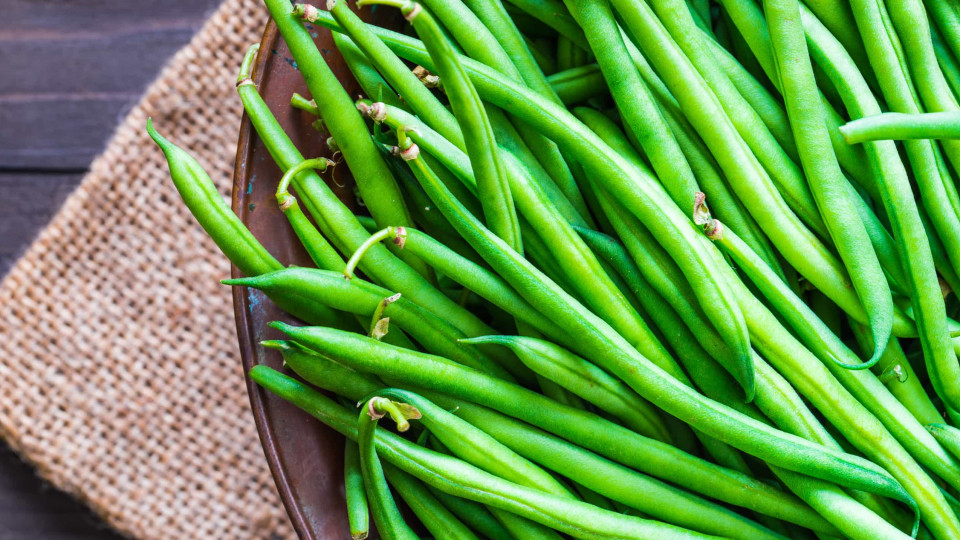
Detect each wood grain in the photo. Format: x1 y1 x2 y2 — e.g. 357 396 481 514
0 0 223 536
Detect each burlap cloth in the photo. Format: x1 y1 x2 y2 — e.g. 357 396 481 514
0 0 297 537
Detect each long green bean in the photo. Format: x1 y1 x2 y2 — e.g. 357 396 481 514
763 0 892 365
842 112 960 143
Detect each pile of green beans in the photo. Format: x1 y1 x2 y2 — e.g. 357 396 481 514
150 0 960 537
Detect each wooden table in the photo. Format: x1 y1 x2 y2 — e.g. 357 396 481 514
0 1 222 536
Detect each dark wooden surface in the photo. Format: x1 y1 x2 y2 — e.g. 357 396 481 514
0 0 222 536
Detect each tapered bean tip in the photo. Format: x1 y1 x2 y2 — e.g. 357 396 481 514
268 320 297 334
145 118 171 152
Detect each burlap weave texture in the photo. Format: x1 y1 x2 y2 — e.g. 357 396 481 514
0 0 294 537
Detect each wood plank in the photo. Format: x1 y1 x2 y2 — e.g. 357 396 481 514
0 96 136 169
0 0 219 32
0 0 223 168
0 172 83 276
0 442 125 539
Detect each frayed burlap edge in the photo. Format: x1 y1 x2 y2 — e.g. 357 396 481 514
0 0 293 537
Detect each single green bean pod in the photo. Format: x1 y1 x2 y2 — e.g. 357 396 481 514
146 119 344 328
344 439 369 540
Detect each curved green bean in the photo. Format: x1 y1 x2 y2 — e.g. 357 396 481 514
764 0 892 365
357 397 419 540
565 0 701 211
146 119 344 328
274 157 345 271
849 0 960 418
377 388 575 499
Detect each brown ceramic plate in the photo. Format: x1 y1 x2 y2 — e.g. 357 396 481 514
231 11 398 539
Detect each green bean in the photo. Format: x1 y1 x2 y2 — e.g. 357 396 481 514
331 32 406 111
416 0 587 224
368 0 522 249
887 0 960 171
358 227 562 339
504 0 586 48
573 105 786 286
271 347 817 536
925 424 960 463
928 0 960 65
702 21 874 198
424 487 514 540
344 439 369 540
362 103 694 387
357 397 419 540
278 6 924 508
383 465 480 540
699 200 960 493
265 0 434 284
277 310 913 518
615 0 894 330
696 217 960 534
579 230 910 539
787 0 960 394
461 335 672 443
309 10 755 371
851 325 942 427
313 1 461 146
368 100 585 228
763 0 893 365
464 0 591 213
628 0 832 240
547 64 603 105
931 24 960 101
441 399 791 540
233 37 501 345
320 2 587 227
225 268 516 381
565 0 701 211
583 197 917 535
274 157 344 271
849 0 960 416
376 388 574 498
146 119 344 328
288 93 316 115
252 367 715 539
800 0 873 83
841 112 960 143
380 148 483 262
